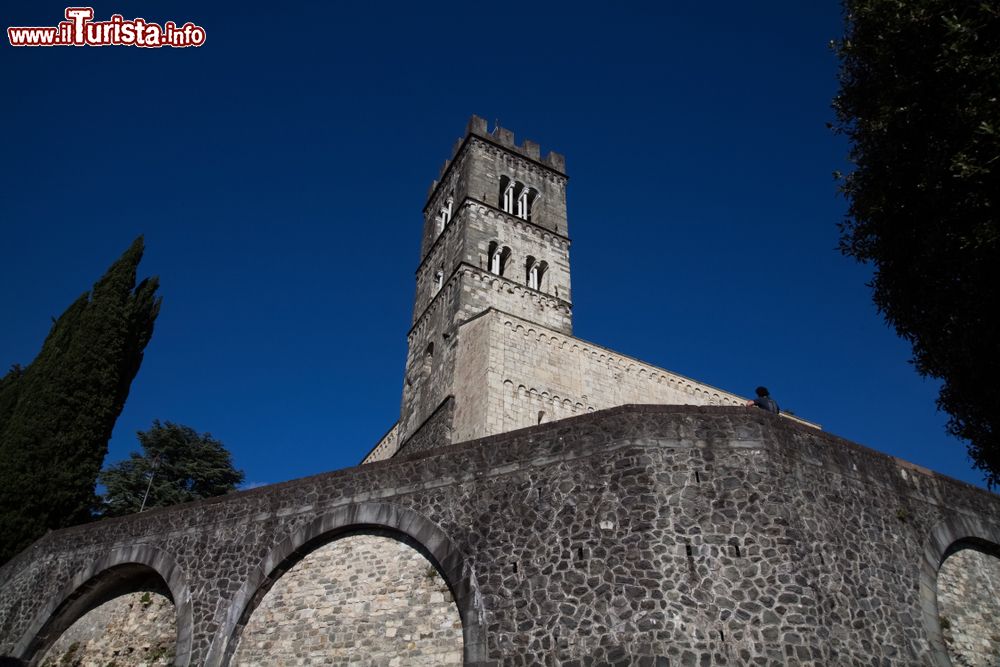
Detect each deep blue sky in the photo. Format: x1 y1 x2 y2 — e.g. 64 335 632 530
2 1 984 490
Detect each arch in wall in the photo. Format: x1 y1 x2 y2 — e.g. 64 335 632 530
205 502 487 667
14 545 193 666
919 514 1000 667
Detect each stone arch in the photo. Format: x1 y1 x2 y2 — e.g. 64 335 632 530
919 514 1000 667
206 502 486 667
14 545 193 666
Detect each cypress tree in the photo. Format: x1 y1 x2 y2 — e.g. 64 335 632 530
0 238 161 564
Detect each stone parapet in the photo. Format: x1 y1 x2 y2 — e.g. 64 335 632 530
1 406 999 666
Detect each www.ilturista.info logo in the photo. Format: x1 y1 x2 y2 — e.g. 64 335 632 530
8 7 206 47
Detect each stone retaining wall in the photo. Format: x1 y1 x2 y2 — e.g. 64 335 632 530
1 406 999 666
39 591 175 667
936 548 1000 666
231 533 461 666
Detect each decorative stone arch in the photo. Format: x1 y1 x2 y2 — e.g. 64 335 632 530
919 514 1000 666
14 545 193 666
205 502 487 667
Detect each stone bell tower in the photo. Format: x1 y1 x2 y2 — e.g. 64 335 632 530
398 115 572 444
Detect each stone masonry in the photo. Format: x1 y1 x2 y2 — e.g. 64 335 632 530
230 534 462 666
2 405 1000 666
936 549 1000 666
1 118 999 667
377 115 816 464
39 591 175 666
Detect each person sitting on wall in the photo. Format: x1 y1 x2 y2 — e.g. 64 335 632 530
747 386 779 414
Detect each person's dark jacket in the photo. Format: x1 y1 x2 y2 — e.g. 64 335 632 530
752 396 779 414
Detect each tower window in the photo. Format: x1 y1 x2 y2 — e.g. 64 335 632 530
434 192 454 238
488 241 512 276
517 187 529 220
500 176 515 214
524 187 539 222
421 342 434 377
442 194 453 225
499 177 539 221
435 267 444 292
526 257 547 291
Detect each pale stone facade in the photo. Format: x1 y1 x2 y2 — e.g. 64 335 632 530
39 591 175 667
936 548 1000 666
231 534 462 666
450 309 750 442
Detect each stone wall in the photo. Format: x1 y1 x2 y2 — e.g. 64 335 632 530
420 119 568 259
39 591 175 667
461 203 572 310
936 548 1000 666
395 396 455 459
401 267 572 442
231 533 462 666
449 310 771 442
2 406 1000 666
362 422 400 465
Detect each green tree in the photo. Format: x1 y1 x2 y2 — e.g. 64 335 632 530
0 238 160 563
99 421 244 517
833 1 1000 486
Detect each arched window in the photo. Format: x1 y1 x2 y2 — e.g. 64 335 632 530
422 342 434 377
434 267 444 292
442 194 453 225
434 192 454 238
499 177 539 220
488 241 511 276
526 258 547 291
499 176 514 213
489 241 500 273
525 187 539 222
517 187 529 220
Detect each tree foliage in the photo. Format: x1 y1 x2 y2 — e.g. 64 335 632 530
833 1 1000 486
99 421 244 517
0 238 160 564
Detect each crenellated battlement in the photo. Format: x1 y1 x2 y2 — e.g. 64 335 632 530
462 115 566 173
425 115 567 205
